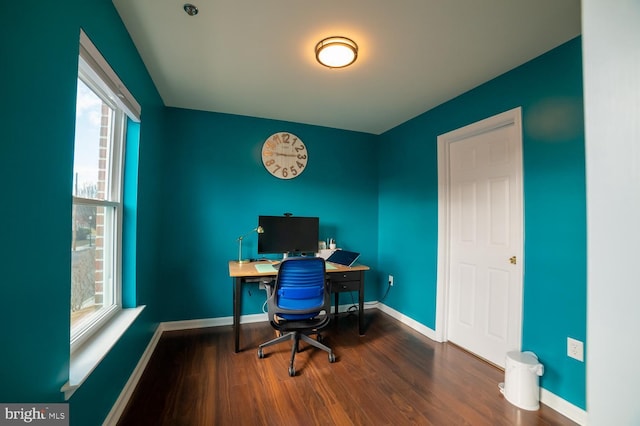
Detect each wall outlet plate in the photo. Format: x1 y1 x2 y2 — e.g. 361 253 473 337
567 337 584 362
388 275 394 286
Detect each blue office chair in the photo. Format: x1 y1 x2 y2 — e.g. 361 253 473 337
257 256 336 376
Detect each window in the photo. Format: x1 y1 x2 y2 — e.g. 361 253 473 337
70 30 140 351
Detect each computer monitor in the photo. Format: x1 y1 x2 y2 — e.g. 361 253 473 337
258 215 319 255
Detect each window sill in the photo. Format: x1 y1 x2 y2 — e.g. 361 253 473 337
61 306 145 400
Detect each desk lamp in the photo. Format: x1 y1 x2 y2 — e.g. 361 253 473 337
236 226 264 263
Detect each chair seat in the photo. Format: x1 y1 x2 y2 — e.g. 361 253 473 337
271 314 330 333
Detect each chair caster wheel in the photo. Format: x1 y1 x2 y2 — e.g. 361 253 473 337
288 366 295 376
329 353 336 363
257 348 264 359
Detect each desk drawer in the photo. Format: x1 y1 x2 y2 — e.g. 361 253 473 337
330 270 361 283
331 280 360 292
330 270 361 292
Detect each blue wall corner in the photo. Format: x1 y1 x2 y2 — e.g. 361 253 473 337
376 37 586 409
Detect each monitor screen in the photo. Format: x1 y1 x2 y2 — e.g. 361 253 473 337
258 215 319 255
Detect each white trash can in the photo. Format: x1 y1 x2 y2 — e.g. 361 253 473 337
498 351 544 410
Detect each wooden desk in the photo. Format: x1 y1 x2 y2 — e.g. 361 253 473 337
228 260 370 352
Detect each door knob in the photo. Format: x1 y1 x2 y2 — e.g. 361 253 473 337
509 256 517 265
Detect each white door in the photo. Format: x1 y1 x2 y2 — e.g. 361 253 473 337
437 108 523 368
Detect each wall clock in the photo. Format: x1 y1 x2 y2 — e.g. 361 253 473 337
261 132 308 179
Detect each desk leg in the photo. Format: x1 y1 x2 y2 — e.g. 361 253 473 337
334 292 340 316
359 271 365 336
233 277 242 352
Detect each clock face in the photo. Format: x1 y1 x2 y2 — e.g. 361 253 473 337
261 132 308 179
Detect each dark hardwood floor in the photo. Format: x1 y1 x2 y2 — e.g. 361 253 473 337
117 310 577 425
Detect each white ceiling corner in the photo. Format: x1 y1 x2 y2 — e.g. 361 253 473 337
113 0 581 135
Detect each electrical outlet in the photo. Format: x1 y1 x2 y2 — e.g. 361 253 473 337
388 275 394 286
567 337 584 362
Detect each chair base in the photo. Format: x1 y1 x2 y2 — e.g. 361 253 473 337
258 331 336 376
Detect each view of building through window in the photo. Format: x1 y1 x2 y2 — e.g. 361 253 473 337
71 78 120 341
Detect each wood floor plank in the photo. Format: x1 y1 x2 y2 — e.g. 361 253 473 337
117 310 578 426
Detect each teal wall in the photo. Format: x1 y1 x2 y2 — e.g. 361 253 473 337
156 108 379 320
0 1 166 425
0 0 586 422
377 37 586 408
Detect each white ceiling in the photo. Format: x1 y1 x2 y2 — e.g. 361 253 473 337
113 0 581 135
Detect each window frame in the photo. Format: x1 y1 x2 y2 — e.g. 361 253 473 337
70 30 140 353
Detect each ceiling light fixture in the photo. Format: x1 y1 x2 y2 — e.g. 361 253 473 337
183 3 198 16
315 36 358 69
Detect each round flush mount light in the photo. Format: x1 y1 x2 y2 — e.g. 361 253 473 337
315 36 358 69
183 3 198 16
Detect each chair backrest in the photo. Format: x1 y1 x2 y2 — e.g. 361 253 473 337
269 257 328 321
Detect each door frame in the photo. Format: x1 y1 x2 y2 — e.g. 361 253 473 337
434 107 524 345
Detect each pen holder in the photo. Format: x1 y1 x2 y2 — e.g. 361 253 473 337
327 237 336 250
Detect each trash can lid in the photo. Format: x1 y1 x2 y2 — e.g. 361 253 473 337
506 351 540 366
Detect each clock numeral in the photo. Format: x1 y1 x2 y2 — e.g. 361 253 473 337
296 160 305 169
282 167 288 177
290 166 298 176
272 165 281 174
282 133 290 144
297 154 307 160
294 144 306 152
265 159 275 166
263 150 273 157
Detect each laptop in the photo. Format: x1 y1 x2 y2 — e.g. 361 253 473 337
326 250 360 267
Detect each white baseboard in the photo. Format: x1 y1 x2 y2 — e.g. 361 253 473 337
104 304 587 426
102 313 268 425
157 303 376 333
159 313 268 332
102 325 163 426
376 302 439 341
377 302 587 425
540 388 587 425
